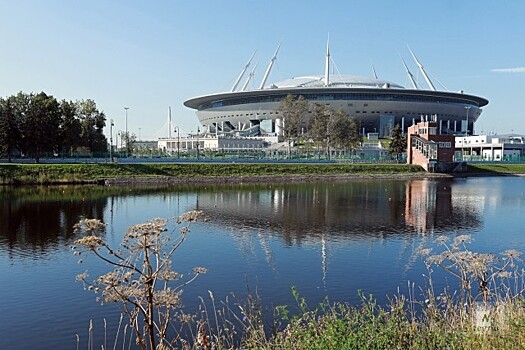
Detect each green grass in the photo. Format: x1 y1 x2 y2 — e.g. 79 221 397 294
0 163 425 185
467 163 525 174
254 295 525 350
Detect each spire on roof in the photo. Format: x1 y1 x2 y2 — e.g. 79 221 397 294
259 42 281 89
408 46 436 91
400 55 419 90
324 34 330 87
231 50 257 92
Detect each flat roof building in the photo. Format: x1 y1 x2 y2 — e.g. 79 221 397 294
407 121 455 172
455 134 525 161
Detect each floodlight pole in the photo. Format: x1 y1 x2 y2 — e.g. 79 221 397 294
465 106 471 137
124 107 129 157
109 119 114 162
174 126 180 158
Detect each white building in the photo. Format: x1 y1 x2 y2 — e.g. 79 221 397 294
455 134 525 161
158 135 270 155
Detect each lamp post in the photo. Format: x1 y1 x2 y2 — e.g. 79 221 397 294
109 119 114 162
465 106 471 137
124 107 129 157
196 127 200 160
117 130 122 154
174 126 180 159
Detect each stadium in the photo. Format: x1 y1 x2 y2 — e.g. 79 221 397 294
184 44 489 138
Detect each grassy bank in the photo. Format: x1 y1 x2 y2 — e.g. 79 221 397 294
3 162 525 185
0 163 425 185
467 163 525 174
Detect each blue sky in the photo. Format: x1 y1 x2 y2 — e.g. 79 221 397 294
0 0 524 139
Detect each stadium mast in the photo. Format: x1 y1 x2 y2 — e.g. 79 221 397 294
259 42 281 89
408 46 436 91
242 62 259 91
324 34 330 87
231 50 257 92
372 65 378 79
400 55 419 90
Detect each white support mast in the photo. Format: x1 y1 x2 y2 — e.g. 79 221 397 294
231 50 256 92
324 34 330 87
242 62 258 91
408 46 436 91
372 65 378 79
400 55 419 90
168 106 172 138
259 42 281 90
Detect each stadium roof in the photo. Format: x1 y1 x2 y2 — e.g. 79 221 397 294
270 75 405 89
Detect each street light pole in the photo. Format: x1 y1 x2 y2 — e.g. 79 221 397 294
117 130 122 154
196 127 200 160
465 106 471 137
124 107 129 157
109 119 114 162
174 126 180 159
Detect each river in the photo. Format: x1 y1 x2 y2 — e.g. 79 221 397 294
1 176 524 349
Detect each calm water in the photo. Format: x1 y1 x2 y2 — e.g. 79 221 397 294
1 177 525 349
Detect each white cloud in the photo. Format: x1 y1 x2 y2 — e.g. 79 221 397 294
491 67 525 73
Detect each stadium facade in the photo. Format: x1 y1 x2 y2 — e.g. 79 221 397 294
184 43 488 138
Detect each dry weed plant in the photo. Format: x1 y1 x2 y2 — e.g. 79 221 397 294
73 210 206 350
421 234 525 334
72 217 525 349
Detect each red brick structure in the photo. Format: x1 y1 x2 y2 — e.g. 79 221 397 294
407 121 455 172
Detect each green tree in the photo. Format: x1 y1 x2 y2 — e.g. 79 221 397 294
335 115 361 153
326 109 353 158
78 99 107 154
307 103 331 158
121 131 137 156
0 97 21 161
388 124 407 161
59 100 81 156
19 92 61 162
277 94 309 143
308 103 330 141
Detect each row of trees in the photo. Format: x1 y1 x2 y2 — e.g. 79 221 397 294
277 95 362 157
277 94 407 159
0 92 107 162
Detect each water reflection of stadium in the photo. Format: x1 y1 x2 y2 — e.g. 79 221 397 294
0 180 484 256
195 179 482 244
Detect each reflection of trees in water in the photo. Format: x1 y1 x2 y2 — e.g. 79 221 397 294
0 184 212 255
0 180 484 255
196 179 483 245
0 186 108 254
